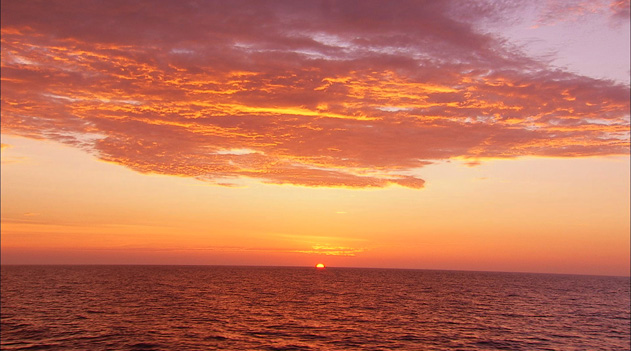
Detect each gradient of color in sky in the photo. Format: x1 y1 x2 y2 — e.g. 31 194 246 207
1 0 629 276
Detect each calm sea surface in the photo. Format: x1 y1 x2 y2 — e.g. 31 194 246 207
1 266 629 350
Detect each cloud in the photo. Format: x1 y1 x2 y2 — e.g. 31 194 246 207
534 0 630 25
292 245 365 257
1 0 629 189
610 0 631 20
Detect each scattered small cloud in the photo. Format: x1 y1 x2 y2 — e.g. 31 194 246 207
535 0 630 26
464 160 482 167
609 0 631 20
293 245 365 257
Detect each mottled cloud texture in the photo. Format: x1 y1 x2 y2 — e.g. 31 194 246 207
536 0 631 25
1 0 629 188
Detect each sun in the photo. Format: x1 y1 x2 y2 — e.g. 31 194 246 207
315 263 325 269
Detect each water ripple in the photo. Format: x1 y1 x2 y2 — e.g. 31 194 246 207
1 266 629 350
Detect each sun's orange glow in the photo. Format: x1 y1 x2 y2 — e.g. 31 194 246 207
315 263 326 269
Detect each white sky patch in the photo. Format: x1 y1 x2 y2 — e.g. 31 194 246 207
235 32 356 60
362 45 418 57
292 49 339 60
10 55 37 66
215 148 260 155
233 40 342 61
376 106 413 112
461 116 498 124
232 42 252 49
310 32 354 49
233 42 258 52
476 116 497 123
584 118 624 126
64 132 107 143
170 48 195 54
96 98 142 105
43 93 141 105
289 161 423 184
548 119 563 126
307 31 422 59
44 93 81 102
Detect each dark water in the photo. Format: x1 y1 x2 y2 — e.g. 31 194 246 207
1 266 629 350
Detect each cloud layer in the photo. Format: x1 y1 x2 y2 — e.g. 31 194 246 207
1 0 629 188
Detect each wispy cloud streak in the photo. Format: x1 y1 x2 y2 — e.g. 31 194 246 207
1 0 629 188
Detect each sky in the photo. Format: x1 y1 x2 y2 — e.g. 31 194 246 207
1 0 629 276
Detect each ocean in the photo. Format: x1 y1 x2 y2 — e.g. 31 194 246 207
1 265 629 350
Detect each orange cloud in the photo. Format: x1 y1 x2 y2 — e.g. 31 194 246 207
1 0 629 188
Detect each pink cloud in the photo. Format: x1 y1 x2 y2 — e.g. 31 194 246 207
535 0 630 25
610 0 631 19
1 0 629 188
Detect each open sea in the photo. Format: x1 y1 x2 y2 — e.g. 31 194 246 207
1 265 629 350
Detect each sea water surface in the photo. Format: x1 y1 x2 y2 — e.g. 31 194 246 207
1 266 629 350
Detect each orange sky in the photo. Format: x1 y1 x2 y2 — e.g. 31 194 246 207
1 0 630 276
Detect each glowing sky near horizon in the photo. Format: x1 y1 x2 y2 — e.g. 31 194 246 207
1 0 629 275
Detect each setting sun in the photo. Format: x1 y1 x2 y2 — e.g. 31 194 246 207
0 1 629 350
